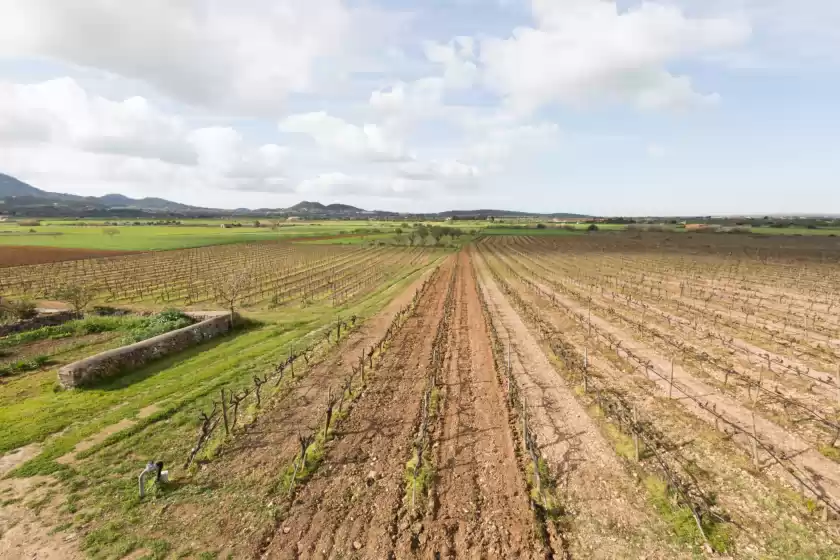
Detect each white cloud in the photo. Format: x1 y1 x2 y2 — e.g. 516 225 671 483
480 0 750 113
0 78 289 194
397 159 480 188
664 0 840 67
280 111 410 162
465 121 559 163
0 78 195 164
0 0 395 114
296 173 422 198
423 37 479 90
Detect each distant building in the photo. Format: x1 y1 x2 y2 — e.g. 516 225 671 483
286 216 301 221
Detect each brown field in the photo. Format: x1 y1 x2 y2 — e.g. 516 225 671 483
1 233 840 559
0 245 139 267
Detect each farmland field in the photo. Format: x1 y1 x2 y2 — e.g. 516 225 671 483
0 220 418 253
1 232 840 559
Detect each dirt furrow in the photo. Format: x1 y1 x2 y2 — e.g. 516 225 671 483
415 251 537 558
505 262 840 509
482 250 840 557
262 257 456 559
474 250 686 559
189 265 439 553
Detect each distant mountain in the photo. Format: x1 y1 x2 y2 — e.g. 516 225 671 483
287 201 326 212
0 173 210 215
97 193 198 211
325 203 365 213
0 173 45 197
0 172 590 219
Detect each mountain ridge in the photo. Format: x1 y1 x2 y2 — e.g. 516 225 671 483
0 172 589 218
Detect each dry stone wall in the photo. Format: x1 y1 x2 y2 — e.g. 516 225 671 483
58 312 233 389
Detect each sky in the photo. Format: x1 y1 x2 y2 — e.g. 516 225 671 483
0 0 838 216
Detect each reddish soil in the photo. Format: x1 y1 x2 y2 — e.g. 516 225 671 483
262 257 456 558
410 251 538 557
166 262 446 556
0 245 138 267
474 250 685 559
482 251 840 557
285 234 366 243
524 275 840 504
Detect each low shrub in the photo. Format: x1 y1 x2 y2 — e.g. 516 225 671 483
0 354 51 377
0 312 193 350
121 309 194 344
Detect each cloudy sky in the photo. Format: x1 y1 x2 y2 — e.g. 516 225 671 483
0 0 837 215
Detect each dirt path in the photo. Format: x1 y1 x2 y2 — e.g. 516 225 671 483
512 265 840 509
413 250 538 558
474 251 685 559
262 257 456 559
0 445 81 560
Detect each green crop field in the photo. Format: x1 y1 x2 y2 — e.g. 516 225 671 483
0 221 402 251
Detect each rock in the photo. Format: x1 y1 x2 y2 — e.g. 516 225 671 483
366 470 377 486
353 540 362 550
283 526 291 534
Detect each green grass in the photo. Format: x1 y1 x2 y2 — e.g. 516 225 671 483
0 255 439 557
644 475 732 554
749 226 840 236
0 354 51 377
0 221 406 251
0 312 192 353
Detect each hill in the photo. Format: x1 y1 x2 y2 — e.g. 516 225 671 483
0 173 45 197
0 172 590 219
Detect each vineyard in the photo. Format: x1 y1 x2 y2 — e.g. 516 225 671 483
1 233 840 559
0 242 434 310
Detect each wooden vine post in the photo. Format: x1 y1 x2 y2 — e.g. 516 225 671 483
583 348 589 393
750 368 764 469
221 388 229 436
325 388 335 440
668 359 675 399
632 406 640 462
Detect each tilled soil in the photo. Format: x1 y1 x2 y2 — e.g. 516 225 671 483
262 257 456 559
173 264 443 554
489 244 840 506
527 275 840 506
409 250 538 558
479 249 840 556
474 250 686 559
0 245 138 267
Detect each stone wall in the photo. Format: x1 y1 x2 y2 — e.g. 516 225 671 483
0 311 76 337
58 312 233 389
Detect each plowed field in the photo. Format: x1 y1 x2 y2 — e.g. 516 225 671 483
0 245 138 267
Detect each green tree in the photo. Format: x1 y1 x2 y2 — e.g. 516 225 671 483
430 226 444 245
414 224 429 245
56 283 97 317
